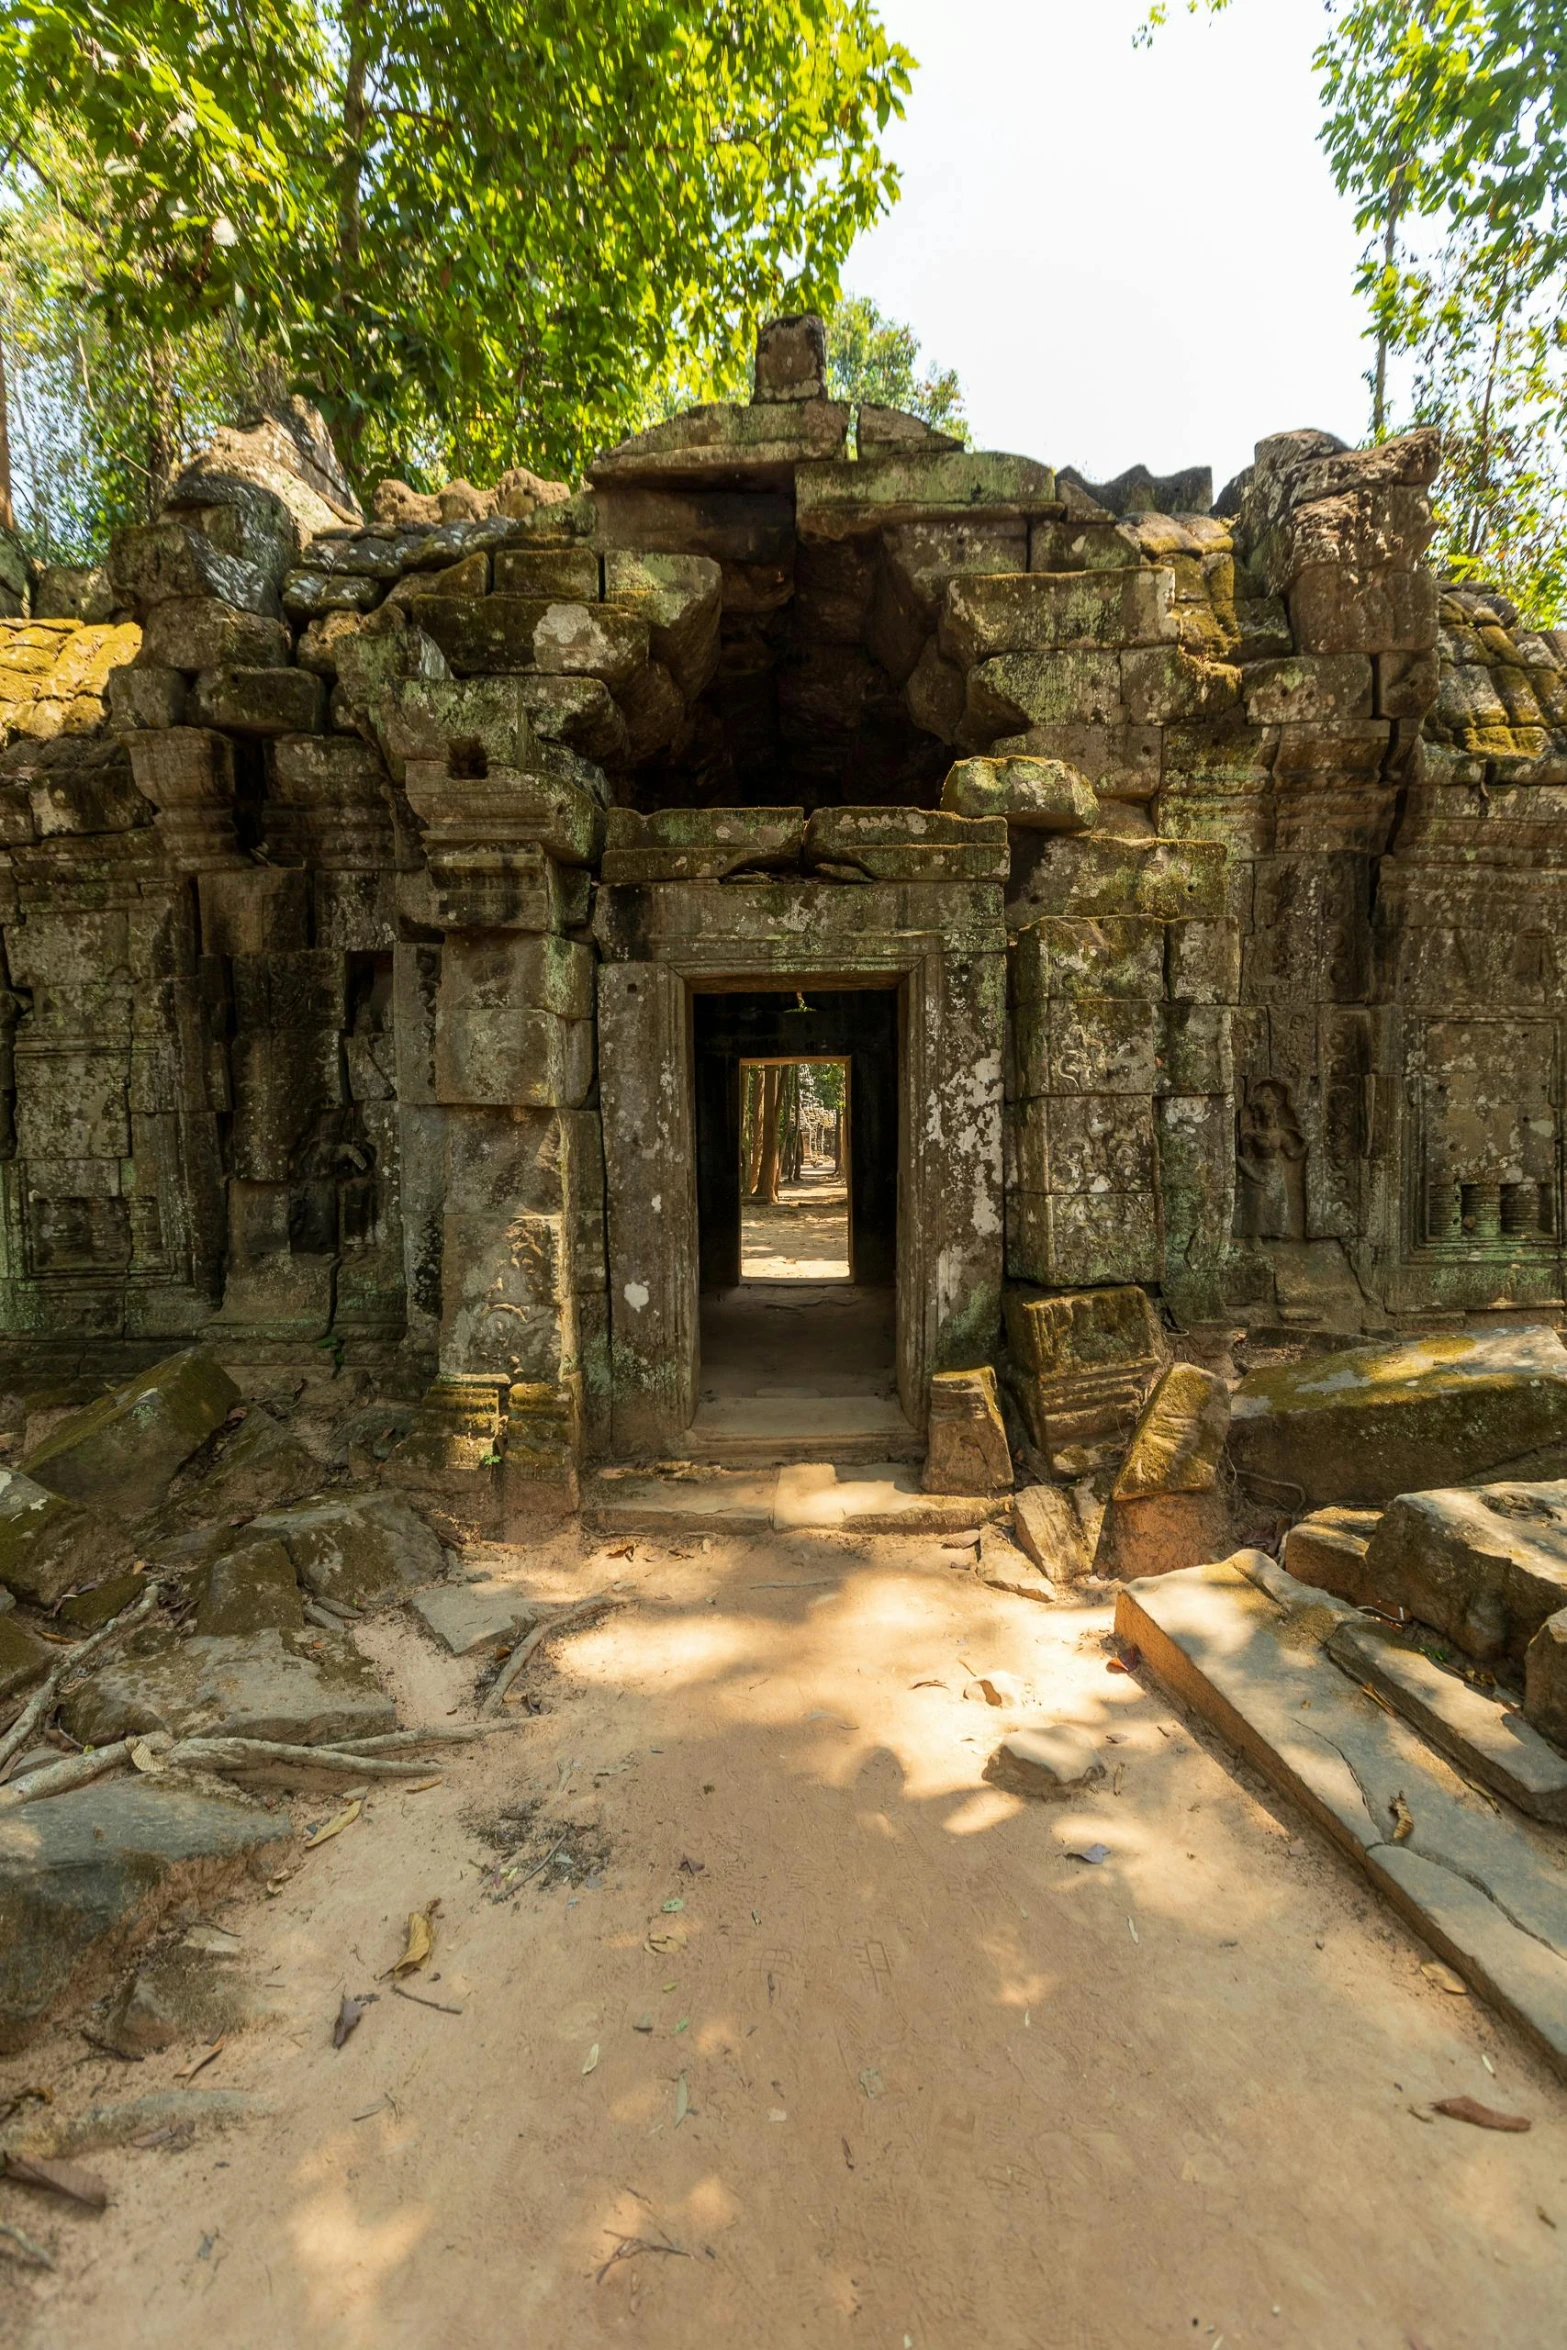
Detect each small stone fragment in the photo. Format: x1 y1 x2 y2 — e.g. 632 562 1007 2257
922 1367 1013 1496
987 1725 1105 1797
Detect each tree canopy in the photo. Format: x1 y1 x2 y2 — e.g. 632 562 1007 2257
0 0 912 494
824 292 969 439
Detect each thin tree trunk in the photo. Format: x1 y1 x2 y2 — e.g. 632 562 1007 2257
144 336 177 518
334 5 371 475
0 328 14 533
1372 171 1404 440
744 1066 765 1196
759 1066 782 1206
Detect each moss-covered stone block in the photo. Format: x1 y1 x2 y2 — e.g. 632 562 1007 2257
22 1348 241 1521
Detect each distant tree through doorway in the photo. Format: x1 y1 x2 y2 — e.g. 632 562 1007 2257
739 1058 850 1280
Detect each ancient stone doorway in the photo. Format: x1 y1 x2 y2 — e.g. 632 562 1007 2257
595 874 1005 1461
681 992 906 1462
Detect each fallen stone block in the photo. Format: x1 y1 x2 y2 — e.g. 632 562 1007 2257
0 1781 292 2050
1100 1361 1232 1578
409 1579 539 1656
156 1406 324 1535
1358 1483 1567 1667
21 1349 242 1522
940 754 1098 832
1004 1283 1166 1469
985 1724 1105 1797
102 1928 286 2057
975 1522 1054 1602
1526 1611 1567 1751
60 1626 396 1747
0 1466 135 1606
1011 1484 1092 1584
1329 1616 1567 1825
1227 1327 1567 1509
195 1539 305 1636
1118 1551 1567 2078
0 1615 53 1702
1281 1506 1383 1603
922 1366 1013 1495
247 1489 445 1608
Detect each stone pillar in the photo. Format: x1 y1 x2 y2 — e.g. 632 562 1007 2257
377 676 603 1528
598 960 699 1454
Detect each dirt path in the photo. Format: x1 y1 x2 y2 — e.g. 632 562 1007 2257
3 1527 1563 2349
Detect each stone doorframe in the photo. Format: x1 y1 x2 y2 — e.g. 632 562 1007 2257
594 877 1007 1457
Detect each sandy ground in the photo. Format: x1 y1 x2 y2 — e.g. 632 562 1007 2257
742 1170 850 1279
2 1526 1564 2350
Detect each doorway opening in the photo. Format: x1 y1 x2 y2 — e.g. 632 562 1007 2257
739 1059 850 1281
688 988 915 1464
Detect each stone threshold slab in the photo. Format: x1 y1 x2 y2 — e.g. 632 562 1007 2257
1326 1617 1567 1827
583 1462 1010 1537
1116 1551 1567 2079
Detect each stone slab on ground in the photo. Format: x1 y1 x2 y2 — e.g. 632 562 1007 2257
1281 1506 1382 1602
1012 1483 1093 1583
0 1613 53 1700
1227 1327 1567 1509
1326 1616 1567 1826
61 1626 397 1747
1117 1551 1567 2077
247 1489 445 1607
985 1723 1104 1795
583 1463 1012 1538
0 1779 292 2050
409 1579 540 1655
20 1348 241 1520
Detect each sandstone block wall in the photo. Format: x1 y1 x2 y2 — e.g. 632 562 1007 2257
0 336 1558 1504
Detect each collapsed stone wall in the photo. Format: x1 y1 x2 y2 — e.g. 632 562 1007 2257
0 316 1561 1517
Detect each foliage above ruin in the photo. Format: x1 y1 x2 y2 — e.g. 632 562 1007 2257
0 0 913 491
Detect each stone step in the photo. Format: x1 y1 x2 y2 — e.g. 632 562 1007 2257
584 1460 1010 1538
683 1394 922 1467
1326 1618 1567 1827
1118 1551 1567 2079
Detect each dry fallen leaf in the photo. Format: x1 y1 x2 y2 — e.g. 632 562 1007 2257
674 2072 690 2125
581 2043 600 2076
606 1541 635 1558
173 2039 225 2082
333 1994 369 2050
127 1738 163 1775
305 1798 362 1850
1420 1960 1468 1996
4 2153 109 2210
1432 2095 1530 2133
644 1932 682 1956
401 1777 442 1795
1391 1792 1414 1843
391 1899 440 1978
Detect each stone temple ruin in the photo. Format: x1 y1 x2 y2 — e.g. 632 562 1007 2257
7 315 1567 2067
2 312 1565 1520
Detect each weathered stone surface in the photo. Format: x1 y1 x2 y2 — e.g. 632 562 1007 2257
408 1577 538 1654
158 1408 323 1534
1357 1484 1567 1667
195 1538 305 1635
986 1724 1105 1796
1119 1551 1567 2078
602 551 721 697
1526 1611 1567 1751
61 1625 396 1746
1005 1284 1166 1464
0 1615 53 1701
796 450 1058 539
23 1350 241 1521
1113 1363 1229 1499
592 400 848 487
534 601 650 685
754 313 827 402
804 804 1008 882
942 568 1174 663
1281 1507 1383 1603
247 1489 444 1607
188 665 325 737
136 599 289 672
1329 1615 1567 1822
922 1367 1013 1495
1012 1483 1092 1583
1006 833 1227 925
104 1931 285 2055
0 1466 135 1605
1228 1331 1567 1510
0 1780 292 2050
940 756 1097 831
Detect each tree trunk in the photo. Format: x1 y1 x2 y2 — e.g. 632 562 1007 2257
334 5 371 477
759 1066 782 1206
0 328 14 534
144 337 177 520
744 1066 765 1196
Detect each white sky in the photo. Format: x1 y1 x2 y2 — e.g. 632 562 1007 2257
845 0 1373 493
